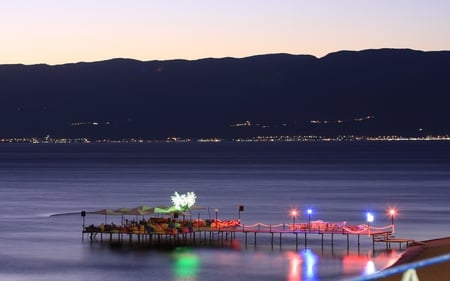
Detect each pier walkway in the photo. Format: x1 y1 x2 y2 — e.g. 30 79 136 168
82 220 403 251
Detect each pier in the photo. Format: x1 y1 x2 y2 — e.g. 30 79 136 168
82 220 402 251
81 194 410 251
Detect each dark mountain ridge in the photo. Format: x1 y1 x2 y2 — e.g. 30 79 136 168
1 49 449 139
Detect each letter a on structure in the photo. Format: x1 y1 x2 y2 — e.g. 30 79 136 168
401 269 420 281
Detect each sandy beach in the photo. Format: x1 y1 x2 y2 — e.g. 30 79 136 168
377 237 450 281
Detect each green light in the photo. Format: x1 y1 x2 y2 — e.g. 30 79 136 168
173 248 200 279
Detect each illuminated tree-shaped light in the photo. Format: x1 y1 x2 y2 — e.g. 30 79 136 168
171 192 197 211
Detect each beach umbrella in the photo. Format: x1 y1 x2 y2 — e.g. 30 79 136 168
188 204 206 211
134 205 153 211
154 206 172 214
164 206 194 221
149 205 174 217
114 208 131 224
88 209 122 224
123 205 155 220
115 207 131 213
124 208 154 216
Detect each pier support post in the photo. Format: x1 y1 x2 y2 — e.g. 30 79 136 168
372 235 375 254
305 233 307 248
295 233 298 250
347 234 350 251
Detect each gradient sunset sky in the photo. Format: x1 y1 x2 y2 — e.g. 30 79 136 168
2 0 449 65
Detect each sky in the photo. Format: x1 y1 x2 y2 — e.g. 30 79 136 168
1 0 450 65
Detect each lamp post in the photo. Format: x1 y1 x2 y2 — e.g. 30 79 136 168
367 212 374 236
81 211 86 229
389 208 396 234
291 209 298 230
214 208 219 221
238 205 244 220
197 212 200 231
81 210 87 241
389 209 396 225
307 209 312 232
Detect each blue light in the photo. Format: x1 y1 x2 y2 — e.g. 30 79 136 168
367 212 374 223
301 249 318 281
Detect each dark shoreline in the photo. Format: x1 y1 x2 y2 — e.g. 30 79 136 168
376 237 450 281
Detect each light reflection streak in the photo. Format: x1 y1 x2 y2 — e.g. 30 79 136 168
285 249 319 281
364 260 376 275
286 251 302 281
301 249 318 281
172 248 199 281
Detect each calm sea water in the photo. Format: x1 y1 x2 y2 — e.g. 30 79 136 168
0 141 449 281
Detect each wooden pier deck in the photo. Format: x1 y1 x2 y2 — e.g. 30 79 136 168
372 233 419 249
82 221 401 251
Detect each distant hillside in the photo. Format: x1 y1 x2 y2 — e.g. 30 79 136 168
1 49 449 139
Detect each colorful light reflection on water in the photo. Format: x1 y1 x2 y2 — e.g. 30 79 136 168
286 250 319 281
172 248 200 280
284 249 400 281
302 249 318 280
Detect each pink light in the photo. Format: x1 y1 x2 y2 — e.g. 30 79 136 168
387 208 398 227
387 207 398 219
290 209 298 217
389 209 396 216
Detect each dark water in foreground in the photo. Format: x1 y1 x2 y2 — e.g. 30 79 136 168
0 141 449 281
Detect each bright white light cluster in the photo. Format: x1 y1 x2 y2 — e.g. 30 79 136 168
171 191 197 211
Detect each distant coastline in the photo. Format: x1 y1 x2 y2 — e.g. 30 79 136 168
1 134 449 144
1 49 450 139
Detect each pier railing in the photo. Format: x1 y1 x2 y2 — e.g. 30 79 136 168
344 253 450 281
238 222 393 235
